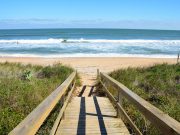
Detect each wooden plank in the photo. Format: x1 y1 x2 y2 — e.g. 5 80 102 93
56 97 129 135
57 133 127 135
100 72 180 135
100 80 118 104
65 98 117 119
100 80 142 135
116 103 142 135
9 72 76 135
50 81 76 135
59 120 126 126
57 128 129 134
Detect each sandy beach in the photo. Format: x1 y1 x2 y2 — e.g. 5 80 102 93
0 57 176 73
0 57 177 85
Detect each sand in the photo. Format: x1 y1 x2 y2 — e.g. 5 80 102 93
0 57 177 96
0 57 176 81
0 57 176 73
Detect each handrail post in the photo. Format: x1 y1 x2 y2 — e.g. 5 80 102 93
117 90 123 118
9 72 76 135
177 53 179 64
118 91 123 106
100 72 180 135
62 95 65 119
97 69 100 81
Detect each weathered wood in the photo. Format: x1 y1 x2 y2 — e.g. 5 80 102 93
50 81 76 135
118 90 123 106
100 80 118 103
56 97 130 135
97 69 100 81
100 80 142 135
177 53 179 64
116 103 142 135
100 72 180 135
9 72 76 135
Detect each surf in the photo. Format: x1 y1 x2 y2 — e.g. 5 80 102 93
0 38 180 44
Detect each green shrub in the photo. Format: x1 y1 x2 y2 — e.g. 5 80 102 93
41 66 54 78
0 62 73 134
22 70 32 80
109 63 180 135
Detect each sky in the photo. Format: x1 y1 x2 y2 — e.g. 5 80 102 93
0 0 180 30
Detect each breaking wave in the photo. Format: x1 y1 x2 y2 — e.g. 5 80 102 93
0 38 180 45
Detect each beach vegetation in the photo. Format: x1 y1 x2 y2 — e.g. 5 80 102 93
109 63 180 135
0 62 74 134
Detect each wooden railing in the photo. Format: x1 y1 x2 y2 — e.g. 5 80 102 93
98 70 180 135
9 72 76 135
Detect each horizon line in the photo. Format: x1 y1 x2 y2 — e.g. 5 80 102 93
0 27 180 31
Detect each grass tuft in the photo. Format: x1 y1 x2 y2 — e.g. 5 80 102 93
0 62 73 135
109 63 180 135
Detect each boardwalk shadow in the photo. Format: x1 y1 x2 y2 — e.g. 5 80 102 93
88 86 94 97
77 97 86 134
78 85 86 97
93 96 107 135
78 85 95 97
77 97 109 135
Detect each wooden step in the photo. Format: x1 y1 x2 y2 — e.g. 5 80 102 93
55 97 129 135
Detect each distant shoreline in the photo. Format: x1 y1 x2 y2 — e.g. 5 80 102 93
0 57 176 75
0 29 179 58
1 28 180 31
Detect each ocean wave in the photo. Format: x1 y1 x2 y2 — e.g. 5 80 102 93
0 38 179 57
0 38 180 44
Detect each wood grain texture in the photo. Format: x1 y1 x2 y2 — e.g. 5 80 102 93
9 72 76 135
100 80 142 135
55 97 129 135
100 72 180 135
50 81 76 135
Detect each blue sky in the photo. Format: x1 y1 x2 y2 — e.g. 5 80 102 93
0 0 180 30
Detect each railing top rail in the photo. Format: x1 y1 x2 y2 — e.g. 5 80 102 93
9 72 76 135
100 72 180 135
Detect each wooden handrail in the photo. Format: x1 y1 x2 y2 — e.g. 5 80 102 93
100 80 142 135
9 72 76 135
50 79 76 135
99 72 180 135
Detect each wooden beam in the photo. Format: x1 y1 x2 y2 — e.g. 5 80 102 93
9 72 76 135
100 72 180 135
100 80 142 135
50 81 75 135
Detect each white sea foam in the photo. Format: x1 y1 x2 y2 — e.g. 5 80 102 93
0 38 179 58
0 38 180 44
0 38 64 44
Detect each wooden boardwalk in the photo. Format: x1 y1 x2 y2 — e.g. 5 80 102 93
10 71 180 135
56 97 129 135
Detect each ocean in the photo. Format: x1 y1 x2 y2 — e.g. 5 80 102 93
0 28 180 58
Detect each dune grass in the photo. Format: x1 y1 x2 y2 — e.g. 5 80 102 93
0 62 74 135
109 63 180 135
